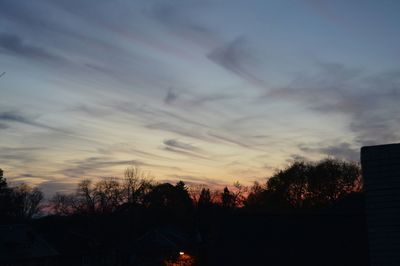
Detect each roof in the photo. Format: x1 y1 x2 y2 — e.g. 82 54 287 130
0 224 59 262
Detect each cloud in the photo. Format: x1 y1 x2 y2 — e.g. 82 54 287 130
265 62 400 145
60 156 181 178
163 139 202 152
110 101 210 128
208 132 256 149
0 32 66 63
15 173 35 178
286 154 310 164
0 146 44 165
151 2 218 48
96 144 173 161
157 108 210 128
299 142 359 161
60 157 143 178
164 87 178 104
163 87 234 107
0 111 34 124
147 117 258 153
146 122 209 142
207 37 267 88
38 179 78 196
186 93 234 107
261 163 277 172
0 111 68 133
162 138 210 161
69 104 110 118
0 123 9 130
163 147 211 160
162 174 225 188
0 2 173 90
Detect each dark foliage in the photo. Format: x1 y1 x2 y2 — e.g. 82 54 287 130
245 158 362 210
0 168 43 222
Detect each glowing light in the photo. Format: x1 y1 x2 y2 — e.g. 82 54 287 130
179 251 185 255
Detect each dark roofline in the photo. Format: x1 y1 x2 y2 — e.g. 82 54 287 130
361 143 400 152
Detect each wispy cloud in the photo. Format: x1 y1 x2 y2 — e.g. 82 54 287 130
299 142 359 161
60 157 143 178
0 32 66 63
146 122 209 142
162 138 211 160
110 101 210 129
0 123 9 130
96 144 173 161
286 154 310 164
163 147 211 160
265 62 400 145
207 37 267 88
151 2 218 48
163 174 225 187
208 132 255 149
69 104 111 118
60 156 181 178
1 0 398 194
0 146 44 165
0 111 68 133
163 139 202 153
38 179 78 196
163 87 234 107
164 87 179 104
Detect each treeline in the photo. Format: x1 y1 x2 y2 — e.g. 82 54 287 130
0 158 362 220
0 169 43 220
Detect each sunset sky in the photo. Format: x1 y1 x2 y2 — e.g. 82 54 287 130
1 0 399 196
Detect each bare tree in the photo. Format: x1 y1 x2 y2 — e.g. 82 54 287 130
76 179 96 214
123 165 153 205
244 181 266 207
231 181 248 207
219 182 248 208
188 184 209 206
94 177 123 213
50 193 77 216
12 184 44 218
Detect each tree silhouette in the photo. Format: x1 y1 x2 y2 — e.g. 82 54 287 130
198 188 212 209
244 181 265 208
93 177 123 213
307 159 362 206
221 187 235 209
11 184 44 218
50 192 77 216
266 159 362 208
0 170 43 219
123 165 153 206
0 168 12 219
76 179 96 214
144 182 193 215
267 161 310 208
0 168 6 190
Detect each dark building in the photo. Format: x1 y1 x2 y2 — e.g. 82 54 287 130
361 143 400 266
0 224 59 266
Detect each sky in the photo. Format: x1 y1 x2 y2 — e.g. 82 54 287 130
1 0 400 196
